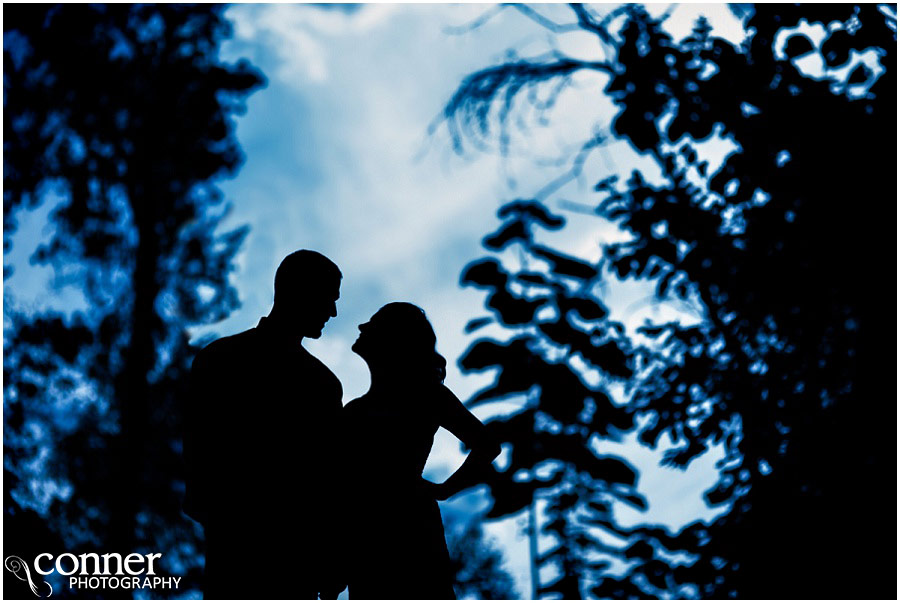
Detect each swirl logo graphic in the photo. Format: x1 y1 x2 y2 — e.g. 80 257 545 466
5 555 53 598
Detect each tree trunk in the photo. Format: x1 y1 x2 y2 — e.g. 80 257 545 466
106 190 162 563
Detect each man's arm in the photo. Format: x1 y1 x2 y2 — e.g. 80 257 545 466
182 348 214 526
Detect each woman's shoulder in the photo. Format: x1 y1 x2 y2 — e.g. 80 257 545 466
429 382 459 407
406 382 459 421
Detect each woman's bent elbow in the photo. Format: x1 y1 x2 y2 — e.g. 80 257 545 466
480 440 502 462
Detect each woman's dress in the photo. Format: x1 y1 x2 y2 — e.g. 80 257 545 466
343 387 456 599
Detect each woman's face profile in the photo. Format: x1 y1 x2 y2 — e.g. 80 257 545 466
352 310 390 361
352 304 427 363
352 303 444 384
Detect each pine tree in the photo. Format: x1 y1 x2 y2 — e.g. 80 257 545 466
448 3 896 598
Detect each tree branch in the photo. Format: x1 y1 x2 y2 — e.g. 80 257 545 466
441 58 614 152
511 4 585 34
533 132 608 200
569 3 621 47
443 4 509 35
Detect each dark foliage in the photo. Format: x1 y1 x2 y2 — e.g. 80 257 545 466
447 3 895 599
447 519 520 599
457 200 646 599
4 4 262 598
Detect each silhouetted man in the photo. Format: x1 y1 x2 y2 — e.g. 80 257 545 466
183 250 345 599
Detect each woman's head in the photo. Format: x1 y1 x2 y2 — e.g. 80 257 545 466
352 302 446 383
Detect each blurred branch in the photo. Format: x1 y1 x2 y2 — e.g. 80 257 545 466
658 4 678 22
569 3 621 47
444 4 509 35
533 132 609 201
511 4 585 34
445 4 590 36
441 58 614 153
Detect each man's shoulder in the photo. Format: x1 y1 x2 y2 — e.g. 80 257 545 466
193 327 260 367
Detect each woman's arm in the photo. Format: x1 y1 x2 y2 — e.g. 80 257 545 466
426 384 501 500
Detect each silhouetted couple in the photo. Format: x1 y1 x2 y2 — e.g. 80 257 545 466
183 250 500 599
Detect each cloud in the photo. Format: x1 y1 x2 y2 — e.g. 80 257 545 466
228 4 399 84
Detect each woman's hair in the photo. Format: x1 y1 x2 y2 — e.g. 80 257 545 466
372 302 446 383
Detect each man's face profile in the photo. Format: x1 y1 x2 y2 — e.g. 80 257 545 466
301 281 340 338
272 250 341 339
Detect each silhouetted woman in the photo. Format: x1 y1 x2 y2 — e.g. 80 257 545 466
343 302 501 600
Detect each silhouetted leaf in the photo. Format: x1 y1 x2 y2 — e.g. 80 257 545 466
784 34 814 59
484 219 529 250
464 317 493 333
461 258 508 288
558 294 609 320
459 336 530 372
487 288 546 325
486 474 540 518
587 500 611 515
661 440 707 468
591 455 639 486
537 572 581 599
625 540 655 559
821 29 854 67
704 480 735 506
531 245 599 280
498 199 565 229
581 339 633 379
847 63 871 85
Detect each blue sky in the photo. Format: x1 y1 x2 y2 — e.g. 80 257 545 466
4 3 753 596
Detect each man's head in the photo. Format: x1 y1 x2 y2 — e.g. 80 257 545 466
272 250 342 338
